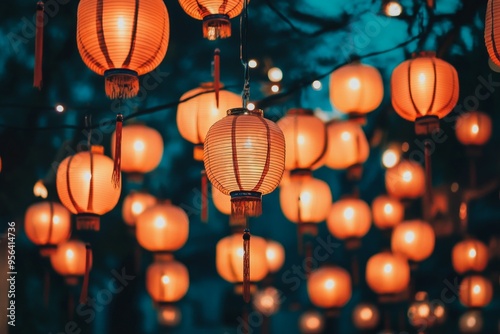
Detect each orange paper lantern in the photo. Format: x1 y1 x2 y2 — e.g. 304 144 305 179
385 160 425 200
77 0 170 99
485 0 500 67
371 195 404 229
391 220 435 262
352 303 380 330
56 145 121 231
327 198 371 241
455 111 492 146
51 240 91 285
307 266 352 309
366 252 410 295
146 256 189 303
266 240 285 273
324 121 369 170
459 275 493 308
452 239 489 274
299 311 325 334
122 191 157 227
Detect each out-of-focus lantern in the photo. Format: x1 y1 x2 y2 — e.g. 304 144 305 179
452 239 489 274
178 0 245 40
485 0 500 67
299 311 325 334
366 252 410 296
177 83 242 161
56 145 121 231
455 111 492 146
307 266 352 309
146 256 189 304
136 202 189 254
212 186 232 216
327 198 371 247
266 240 285 273
353 303 380 330
51 240 91 285
33 179 48 198
122 191 157 227
76 0 170 99
252 287 281 316
277 108 327 171
391 220 435 262
24 201 71 256
385 160 425 200
329 61 384 118
372 195 404 229
391 51 459 135
158 305 182 327
459 310 483 333
408 292 443 329
459 275 493 308
111 124 164 175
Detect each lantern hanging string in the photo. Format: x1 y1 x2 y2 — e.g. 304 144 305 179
85 115 92 150
240 0 250 108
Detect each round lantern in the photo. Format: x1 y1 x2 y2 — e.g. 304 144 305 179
299 311 325 334
24 201 71 256
391 220 435 262
366 252 410 295
212 186 232 216
112 124 164 174
56 145 121 231
455 111 492 146
266 240 285 273
459 310 483 333
51 240 91 285
122 191 157 227
204 108 285 218
485 0 500 67
277 108 327 171
385 159 425 200
178 0 245 40
146 256 189 303
76 0 170 99
158 305 182 327
329 61 384 117
252 287 281 316
452 239 489 274
324 120 369 173
352 303 380 330
459 275 493 308
136 202 189 253
177 83 242 160
372 195 404 229
327 198 371 245
307 266 352 309
391 51 459 133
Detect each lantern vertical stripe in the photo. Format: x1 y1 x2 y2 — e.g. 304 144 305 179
96 0 114 68
231 117 243 189
47 202 54 244
65 155 84 213
122 0 140 67
252 116 271 191
87 151 94 211
489 0 500 63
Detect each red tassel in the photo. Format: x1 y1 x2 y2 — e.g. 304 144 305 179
34 1 44 89
201 170 208 222
213 49 220 108
243 228 251 303
79 243 92 304
112 114 123 188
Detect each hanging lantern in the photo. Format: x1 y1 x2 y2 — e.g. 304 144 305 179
252 287 281 316
452 239 489 274
307 266 352 309
391 51 459 135
136 202 189 254
371 195 404 229
56 145 121 231
329 61 384 118
158 305 182 327
76 0 170 99
146 256 189 304
111 124 164 175
212 186 232 216
177 83 242 161
385 159 425 200
299 311 325 334
455 111 492 146
366 252 410 296
122 191 157 227
352 303 380 330
265 240 285 273
459 275 493 308
485 0 500 67
178 0 245 40
327 198 371 247
24 201 71 256
276 108 327 171
459 310 483 333
408 292 442 329
50 240 91 285
391 220 435 263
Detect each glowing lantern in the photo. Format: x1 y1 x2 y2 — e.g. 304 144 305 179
455 111 492 146
452 239 489 274
385 160 425 200
459 310 483 333
485 0 500 67
371 195 404 229
329 61 384 117
146 256 189 303
366 252 410 295
178 0 245 40
76 0 170 99
459 276 493 308
136 202 189 253
33 179 48 198
24 202 71 256
391 51 459 134
158 305 182 327
391 220 435 262
51 240 91 285
353 303 379 330
299 311 325 334
56 145 121 231
266 240 285 273
212 186 232 216
307 266 352 309
408 292 442 329
122 191 157 227
277 108 327 171
252 287 281 316
327 198 371 243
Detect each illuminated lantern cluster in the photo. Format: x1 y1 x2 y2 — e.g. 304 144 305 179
459 276 493 308
408 292 445 329
385 159 425 200
122 191 157 227
352 303 380 330
455 111 492 146
51 240 91 285
76 0 170 99
366 252 410 296
307 266 352 309
371 195 404 229
266 240 285 273
391 220 435 262
146 255 189 304
327 198 371 246
299 311 325 334
452 239 489 274
56 145 121 231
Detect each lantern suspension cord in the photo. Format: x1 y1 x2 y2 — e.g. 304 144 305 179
85 114 92 149
240 0 250 108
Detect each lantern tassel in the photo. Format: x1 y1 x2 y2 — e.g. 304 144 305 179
33 1 44 89
243 228 251 303
79 244 92 305
112 114 123 188
214 49 220 108
201 170 208 223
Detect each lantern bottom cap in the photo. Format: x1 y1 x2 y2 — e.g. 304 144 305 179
104 69 139 99
39 244 57 257
193 144 204 161
203 14 231 40
415 115 440 136
230 191 262 218
76 214 100 231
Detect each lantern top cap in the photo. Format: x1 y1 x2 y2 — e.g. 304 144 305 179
412 51 437 58
287 108 314 116
90 145 104 154
227 108 263 117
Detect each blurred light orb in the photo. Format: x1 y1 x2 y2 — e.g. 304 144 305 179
158 305 182 327
459 311 483 333
55 104 65 113
384 1 403 17
34 180 48 199
268 67 283 82
248 59 258 68
252 287 281 316
299 311 325 334
353 303 379 330
247 103 255 111
312 80 322 90
271 84 280 93
382 148 400 168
